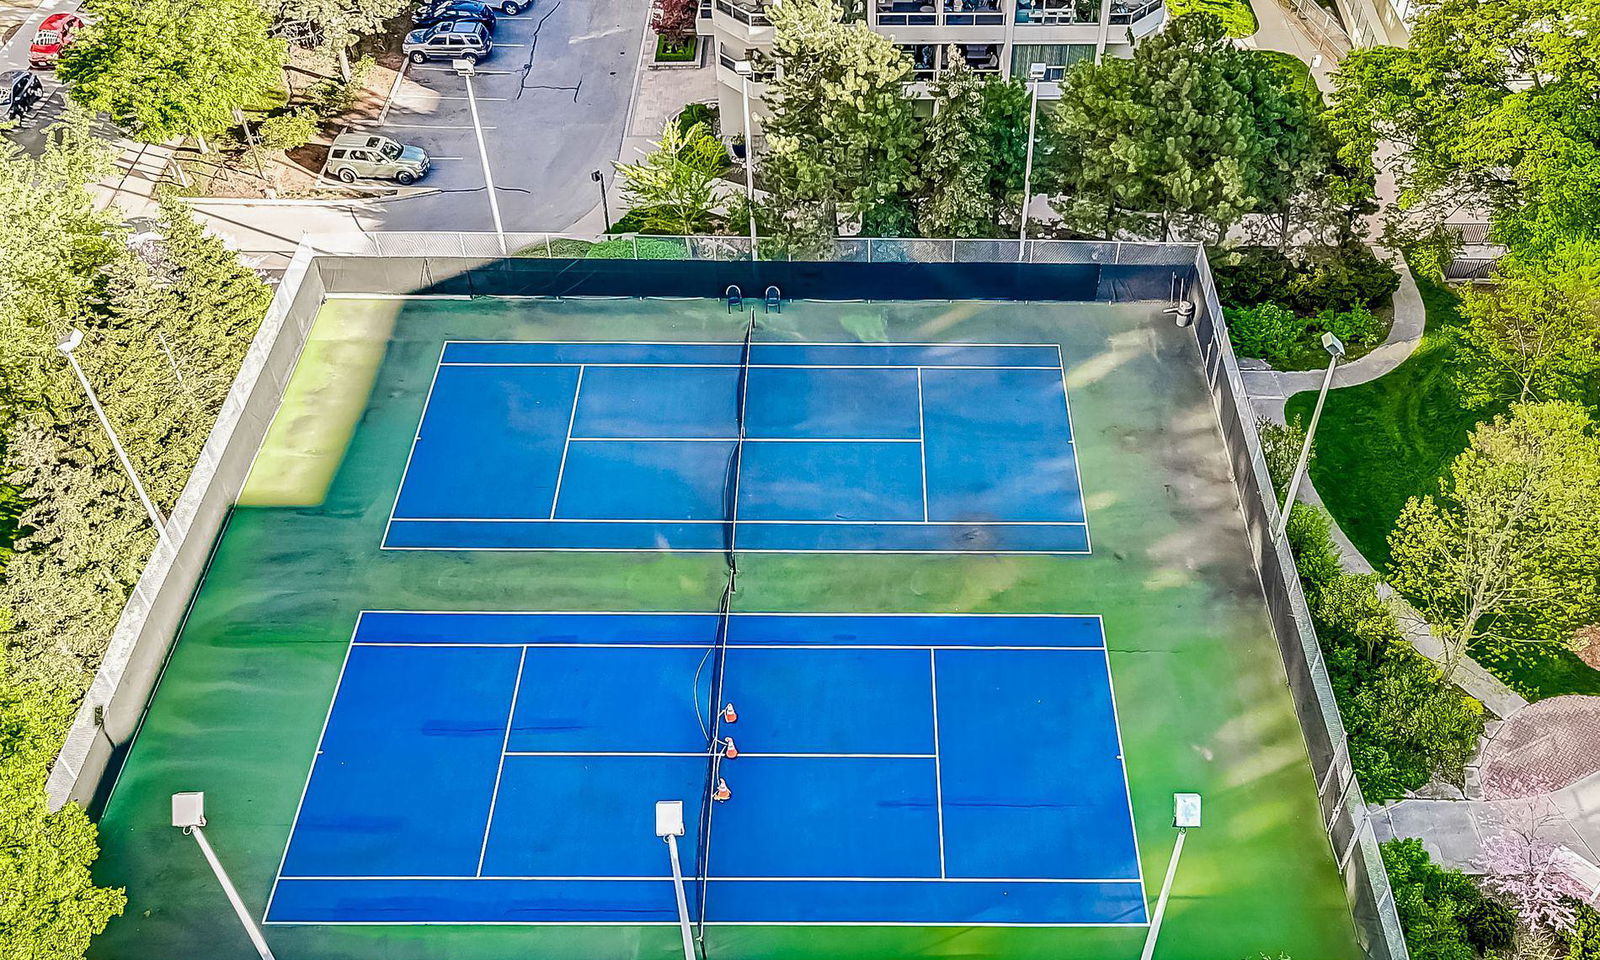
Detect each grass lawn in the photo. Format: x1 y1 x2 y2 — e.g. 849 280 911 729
1167 0 1258 36
654 33 699 62
1285 271 1600 701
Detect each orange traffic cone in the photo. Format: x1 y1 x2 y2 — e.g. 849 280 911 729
713 778 732 801
722 703 738 724
723 737 738 759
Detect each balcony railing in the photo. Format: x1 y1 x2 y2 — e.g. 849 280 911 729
714 0 772 27
943 0 1005 24
1108 0 1163 24
877 1 937 24
1015 0 1097 23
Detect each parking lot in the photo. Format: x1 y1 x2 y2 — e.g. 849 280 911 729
357 0 646 232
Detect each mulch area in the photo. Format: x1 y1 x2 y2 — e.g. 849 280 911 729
1480 695 1600 799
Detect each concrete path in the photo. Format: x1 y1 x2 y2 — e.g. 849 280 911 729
1242 0 1340 91
1372 770 1600 878
1243 249 1425 421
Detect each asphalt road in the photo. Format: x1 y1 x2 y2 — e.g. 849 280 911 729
360 0 646 232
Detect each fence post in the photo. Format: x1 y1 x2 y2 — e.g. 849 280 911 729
545 235 553 258
632 236 640 259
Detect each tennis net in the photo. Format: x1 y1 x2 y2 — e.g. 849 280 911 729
695 314 755 947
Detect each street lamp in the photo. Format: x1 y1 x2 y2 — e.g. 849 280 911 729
454 59 506 256
57 330 172 550
655 800 696 960
1272 332 1346 542
1139 792 1203 960
1016 62 1047 262
171 793 278 960
734 59 759 261
591 170 612 233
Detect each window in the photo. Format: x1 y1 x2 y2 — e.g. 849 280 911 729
1008 43 1093 77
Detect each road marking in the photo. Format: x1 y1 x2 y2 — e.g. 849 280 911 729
377 62 409 125
382 123 499 130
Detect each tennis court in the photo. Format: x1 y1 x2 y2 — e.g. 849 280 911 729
90 295 1365 960
384 339 1087 553
266 612 1143 926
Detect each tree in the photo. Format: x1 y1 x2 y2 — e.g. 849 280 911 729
265 0 405 79
0 108 122 415
61 0 285 144
1327 0 1600 259
917 53 998 238
760 0 923 247
651 0 698 39
1388 401 1600 677
614 121 729 236
1475 803 1590 934
1045 14 1350 242
0 684 127 959
1455 239 1600 410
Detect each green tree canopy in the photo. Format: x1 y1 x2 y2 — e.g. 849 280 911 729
1455 238 1600 411
917 53 999 238
1388 401 1600 677
1328 0 1600 256
760 0 923 248
0 685 126 960
1045 13 1362 242
61 0 285 143
614 120 729 236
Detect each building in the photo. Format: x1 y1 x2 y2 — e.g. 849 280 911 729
698 0 1166 128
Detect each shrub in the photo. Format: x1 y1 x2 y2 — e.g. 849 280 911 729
1312 302 1386 348
1569 900 1600 959
255 109 319 151
1211 246 1295 308
305 56 373 118
1285 502 1342 589
1461 896 1516 954
1257 415 1309 499
677 102 718 137
1224 301 1301 365
1289 241 1401 313
1382 838 1487 960
1214 242 1400 315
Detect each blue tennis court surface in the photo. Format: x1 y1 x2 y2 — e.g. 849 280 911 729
266 612 1145 926
383 341 1089 553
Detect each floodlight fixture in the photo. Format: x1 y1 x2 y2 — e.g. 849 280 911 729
1174 792 1202 829
1028 61 1047 81
733 58 753 76
1321 331 1346 359
655 800 686 838
452 58 476 76
172 791 206 830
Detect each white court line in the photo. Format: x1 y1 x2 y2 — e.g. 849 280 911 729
1055 343 1094 553
381 122 500 130
359 609 1107 620
275 873 1139 883
1098 630 1151 916
264 920 1148 929
548 365 584 519
563 436 922 443
475 647 528 876
263 622 364 922
384 545 1093 556
381 343 449 550
501 751 938 759
440 362 1061 371
390 517 1088 526
929 649 946 878
429 95 510 102
352 642 1106 651
916 367 929 523
443 338 1066 348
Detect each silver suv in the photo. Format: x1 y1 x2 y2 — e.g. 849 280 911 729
403 19 492 63
325 133 431 184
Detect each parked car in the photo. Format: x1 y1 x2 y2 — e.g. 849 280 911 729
413 0 496 29
324 132 431 184
0 70 45 122
29 13 84 69
402 19 492 63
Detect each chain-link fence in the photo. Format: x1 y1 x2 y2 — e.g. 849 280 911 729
52 232 1409 960
1190 250 1409 960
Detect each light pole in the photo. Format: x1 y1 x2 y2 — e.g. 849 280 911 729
1016 62 1047 262
591 169 612 233
455 59 506 256
57 330 172 550
1273 332 1346 542
734 59 759 261
655 800 697 960
171 793 278 960
1139 792 1202 960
